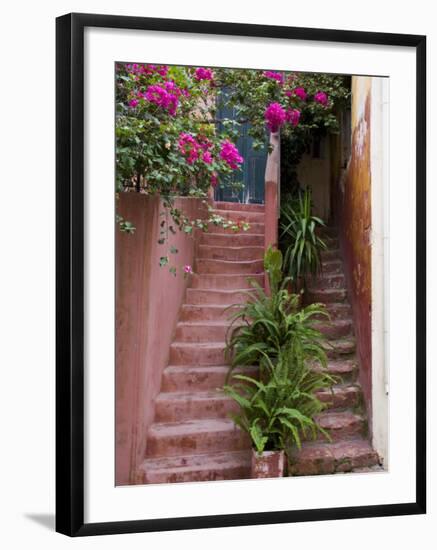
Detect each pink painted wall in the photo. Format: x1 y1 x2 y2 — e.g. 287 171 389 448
115 193 205 485
264 131 280 252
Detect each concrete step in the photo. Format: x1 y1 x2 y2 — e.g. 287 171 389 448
162 365 258 392
138 450 251 484
175 319 352 344
200 233 264 247
155 390 238 422
145 418 250 458
324 337 356 358
206 222 265 235
307 287 347 303
195 258 264 275
321 259 343 274
191 273 263 290
323 236 340 249
157 380 359 422
214 201 265 213
311 272 345 290
180 304 241 322
312 358 358 383
315 384 361 410
169 341 227 365
185 288 255 306
314 410 366 441
289 438 380 476
175 322 239 343
320 248 341 261
314 303 352 321
312 319 353 339
197 245 264 262
212 209 265 223
317 226 339 238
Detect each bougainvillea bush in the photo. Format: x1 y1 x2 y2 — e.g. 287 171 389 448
116 63 349 195
115 63 349 271
116 63 246 198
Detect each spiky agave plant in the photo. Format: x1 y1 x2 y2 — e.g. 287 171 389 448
223 339 337 455
225 247 329 381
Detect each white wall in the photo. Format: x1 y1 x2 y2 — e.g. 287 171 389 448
0 1 434 549
370 77 390 465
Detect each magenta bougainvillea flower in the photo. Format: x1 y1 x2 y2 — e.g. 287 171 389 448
126 63 168 77
128 98 139 108
178 133 200 164
197 135 213 151
144 84 180 116
194 67 214 81
164 80 178 93
145 84 169 105
263 71 284 84
157 65 169 77
264 102 286 133
219 140 243 170
178 133 216 166
183 265 193 274
293 87 307 101
285 108 301 127
202 151 213 164
210 173 218 187
314 91 328 106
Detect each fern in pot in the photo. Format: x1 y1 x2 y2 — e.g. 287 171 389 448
224 341 337 478
223 249 337 478
225 247 329 381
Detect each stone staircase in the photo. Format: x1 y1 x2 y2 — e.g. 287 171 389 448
289 227 380 475
137 214 380 484
137 202 262 484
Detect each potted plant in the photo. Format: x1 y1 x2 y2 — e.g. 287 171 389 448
224 340 336 479
223 248 338 478
225 247 329 380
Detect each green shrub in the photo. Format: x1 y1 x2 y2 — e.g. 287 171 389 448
225 247 328 379
224 340 336 454
279 188 327 282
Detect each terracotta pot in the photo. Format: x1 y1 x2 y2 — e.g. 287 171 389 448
251 449 285 478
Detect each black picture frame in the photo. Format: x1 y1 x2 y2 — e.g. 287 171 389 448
56 12 426 537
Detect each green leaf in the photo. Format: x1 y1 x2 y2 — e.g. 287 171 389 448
249 421 268 454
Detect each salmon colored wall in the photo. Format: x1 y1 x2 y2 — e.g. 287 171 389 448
264 132 280 294
115 193 205 485
264 131 280 252
334 77 373 424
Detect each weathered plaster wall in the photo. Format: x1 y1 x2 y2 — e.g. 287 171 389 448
332 76 388 465
115 194 205 485
336 77 373 422
297 137 331 220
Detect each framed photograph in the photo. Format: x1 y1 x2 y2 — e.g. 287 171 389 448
56 12 426 536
